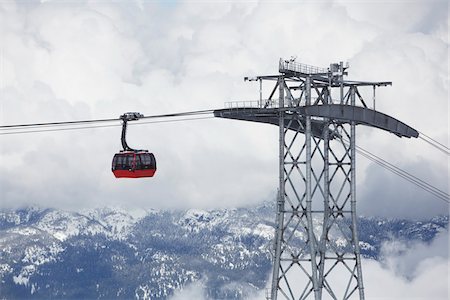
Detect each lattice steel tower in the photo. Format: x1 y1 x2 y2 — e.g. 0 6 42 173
214 59 418 300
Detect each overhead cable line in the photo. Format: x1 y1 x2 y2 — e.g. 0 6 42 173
0 116 215 135
356 148 449 204
418 131 450 151
417 131 450 156
0 117 119 129
340 138 449 204
0 109 215 130
0 123 120 135
1 108 448 203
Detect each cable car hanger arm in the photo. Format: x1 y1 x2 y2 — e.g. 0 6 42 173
120 112 143 152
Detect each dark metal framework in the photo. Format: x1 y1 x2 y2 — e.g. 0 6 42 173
120 112 144 151
214 59 418 300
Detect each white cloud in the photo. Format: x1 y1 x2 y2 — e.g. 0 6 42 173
379 230 448 279
338 0 448 37
258 230 450 300
363 231 449 300
168 231 449 299
0 1 447 216
363 257 449 300
169 281 206 300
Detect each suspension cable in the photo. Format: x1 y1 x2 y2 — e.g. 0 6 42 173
0 109 215 130
340 137 449 204
417 131 450 156
1 109 448 204
0 116 215 135
356 147 449 204
418 130 450 151
356 146 450 204
0 117 119 129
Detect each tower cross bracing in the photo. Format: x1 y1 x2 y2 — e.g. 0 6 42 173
214 58 418 300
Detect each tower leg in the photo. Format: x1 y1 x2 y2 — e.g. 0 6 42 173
271 77 286 300
351 88 365 300
270 71 366 300
305 75 320 298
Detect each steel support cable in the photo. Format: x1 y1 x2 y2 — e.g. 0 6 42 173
418 130 450 152
341 139 450 204
339 137 449 203
357 150 449 204
418 136 449 155
355 145 449 199
0 117 118 130
0 109 215 130
2 107 448 203
0 116 215 135
418 134 450 156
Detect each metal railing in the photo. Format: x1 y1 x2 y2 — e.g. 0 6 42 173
279 58 327 75
225 99 279 109
224 97 343 109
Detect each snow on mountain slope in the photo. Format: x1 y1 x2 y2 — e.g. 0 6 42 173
0 204 447 299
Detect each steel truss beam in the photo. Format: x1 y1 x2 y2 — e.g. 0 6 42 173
214 59 418 300
274 72 366 300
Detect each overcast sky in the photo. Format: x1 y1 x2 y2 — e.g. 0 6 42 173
0 0 448 219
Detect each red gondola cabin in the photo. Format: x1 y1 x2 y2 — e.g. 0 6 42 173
112 151 156 178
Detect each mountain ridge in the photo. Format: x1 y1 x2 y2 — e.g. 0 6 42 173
0 203 448 299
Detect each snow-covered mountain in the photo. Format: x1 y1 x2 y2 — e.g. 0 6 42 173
0 203 447 299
